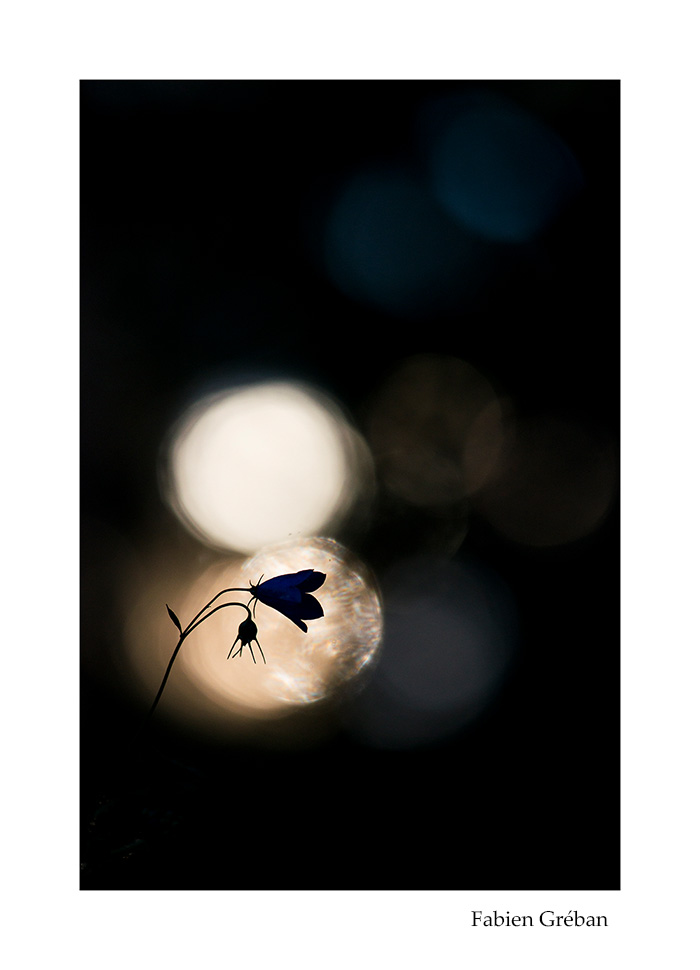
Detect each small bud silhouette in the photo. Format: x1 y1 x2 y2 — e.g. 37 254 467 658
228 615 265 664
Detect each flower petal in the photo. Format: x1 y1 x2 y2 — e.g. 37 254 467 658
253 571 326 605
249 570 326 631
299 592 324 620
297 570 326 593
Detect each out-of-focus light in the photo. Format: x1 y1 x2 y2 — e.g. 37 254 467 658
323 166 492 317
163 381 374 554
424 92 583 242
475 413 616 547
366 354 506 508
346 556 517 749
122 537 383 740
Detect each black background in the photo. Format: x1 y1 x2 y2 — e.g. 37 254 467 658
80 80 619 889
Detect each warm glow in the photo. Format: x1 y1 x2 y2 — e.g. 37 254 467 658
164 381 373 554
122 537 383 739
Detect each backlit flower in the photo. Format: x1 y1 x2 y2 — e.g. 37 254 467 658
248 569 326 632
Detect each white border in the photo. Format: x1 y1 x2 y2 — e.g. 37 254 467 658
3 4 698 967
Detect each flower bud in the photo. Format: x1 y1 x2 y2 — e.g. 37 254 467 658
237 616 258 644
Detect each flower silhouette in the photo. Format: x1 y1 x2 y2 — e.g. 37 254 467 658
148 568 327 722
248 569 326 632
228 615 265 664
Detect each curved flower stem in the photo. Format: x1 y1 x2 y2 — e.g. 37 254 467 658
181 587 251 637
146 636 186 723
183 599 252 638
146 598 252 723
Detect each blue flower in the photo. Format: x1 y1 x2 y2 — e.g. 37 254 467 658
248 569 326 632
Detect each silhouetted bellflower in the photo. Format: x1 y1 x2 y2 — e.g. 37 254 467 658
146 569 327 722
248 569 326 632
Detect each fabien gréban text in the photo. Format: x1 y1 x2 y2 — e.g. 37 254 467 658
472 911 607 927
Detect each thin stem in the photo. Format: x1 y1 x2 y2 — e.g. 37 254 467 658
184 600 252 637
146 598 252 724
181 587 252 637
146 634 185 722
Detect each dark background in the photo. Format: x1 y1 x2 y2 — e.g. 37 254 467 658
81 80 619 889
